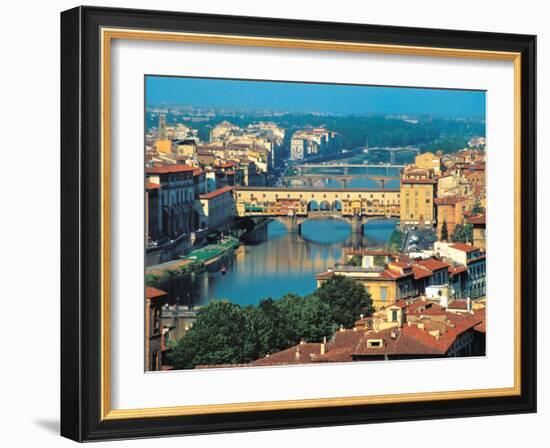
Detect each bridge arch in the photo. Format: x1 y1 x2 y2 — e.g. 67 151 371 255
331 200 342 211
308 200 319 211
319 200 331 211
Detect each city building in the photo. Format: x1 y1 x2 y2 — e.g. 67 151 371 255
158 113 167 140
146 164 196 241
155 139 172 154
290 127 341 161
145 181 162 244
400 168 437 228
316 260 417 309
468 214 486 250
434 195 472 240
415 152 441 175
435 242 486 299
145 286 169 371
198 186 236 231
250 299 485 366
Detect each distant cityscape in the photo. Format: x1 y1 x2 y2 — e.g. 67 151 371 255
143 77 486 372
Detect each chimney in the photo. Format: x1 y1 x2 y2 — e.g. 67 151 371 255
391 330 398 339
360 314 364 320
417 323 425 330
320 337 326 355
295 348 300 360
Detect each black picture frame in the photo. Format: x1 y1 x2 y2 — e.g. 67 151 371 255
61 5 537 442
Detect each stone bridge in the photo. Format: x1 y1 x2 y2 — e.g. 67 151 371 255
234 186 400 232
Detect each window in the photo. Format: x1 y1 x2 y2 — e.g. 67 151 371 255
391 310 398 322
380 287 387 302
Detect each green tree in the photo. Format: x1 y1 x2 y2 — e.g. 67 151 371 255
276 295 333 341
441 220 449 241
347 255 363 267
451 223 473 243
243 298 292 359
171 301 251 369
314 275 373 328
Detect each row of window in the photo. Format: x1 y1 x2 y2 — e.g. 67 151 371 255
237 192 399 199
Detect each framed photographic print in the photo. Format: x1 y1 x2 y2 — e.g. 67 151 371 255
60 6 537 442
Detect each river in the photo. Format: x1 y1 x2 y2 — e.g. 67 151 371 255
159 218 398 307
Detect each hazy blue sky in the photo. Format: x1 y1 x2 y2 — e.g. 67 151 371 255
145 76 486 117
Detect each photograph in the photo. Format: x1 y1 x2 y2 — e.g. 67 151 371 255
143 76 488 371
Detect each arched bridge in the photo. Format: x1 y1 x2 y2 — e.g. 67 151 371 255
234 186 401 232
282 173 400 189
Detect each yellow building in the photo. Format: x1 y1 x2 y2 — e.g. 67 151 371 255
434 196 472 239
400 168 436 227
415 152 441 175
175 142 197 158
467 214 486 250
155 139 172 154
316 261 416 310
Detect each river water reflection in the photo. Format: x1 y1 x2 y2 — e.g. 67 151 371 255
160 218 398 307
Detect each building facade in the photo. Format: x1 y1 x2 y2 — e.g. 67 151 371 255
198 186 236 231
146 164 196 241
399 168 437 228
145 286 169 371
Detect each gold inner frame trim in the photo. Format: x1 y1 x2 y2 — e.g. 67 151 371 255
100 27 522 421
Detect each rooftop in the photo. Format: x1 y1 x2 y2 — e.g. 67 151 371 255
415 258 450 272
146 286 167 299
200 186 234 200
449 242 480 253
146 164 196 174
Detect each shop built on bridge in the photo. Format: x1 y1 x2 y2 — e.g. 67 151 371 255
234 186 401 232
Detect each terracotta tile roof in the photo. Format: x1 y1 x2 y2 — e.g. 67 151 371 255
448 265 468 275
415 258 450 272
473 308 486 333
311 330 364 363
412 265 432 280
447 300 469 310
146 286 167 299
352 328 441 356
354 310 482 356
467 214 486 225
316 271 335 279
146 182 160 190
199 186 234 200
450 243 480 253
434 196 466 205
251 343 322 366
379 269 407 279
405 301 447 316
393 299 409 309
146 164 196 174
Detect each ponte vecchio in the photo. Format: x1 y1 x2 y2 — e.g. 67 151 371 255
234 186 401 232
